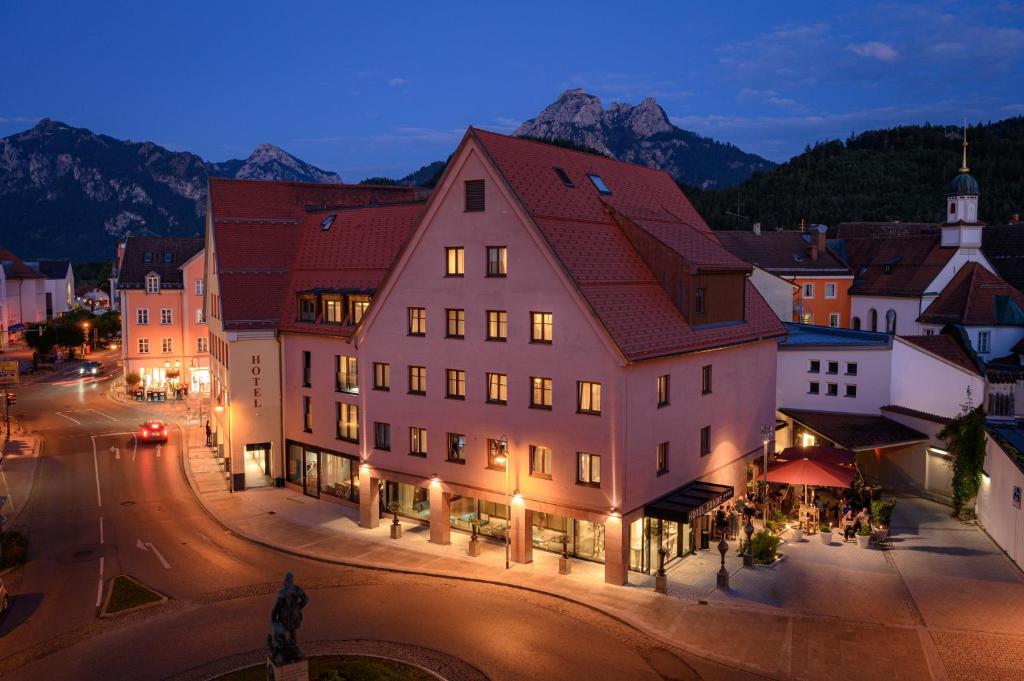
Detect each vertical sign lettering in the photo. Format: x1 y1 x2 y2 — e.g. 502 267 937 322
251 355 262 407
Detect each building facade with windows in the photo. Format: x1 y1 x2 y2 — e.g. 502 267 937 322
1 248 47 344
716 226 853 327
115 236 208 393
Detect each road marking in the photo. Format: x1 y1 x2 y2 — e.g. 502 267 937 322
133 435 138 461
89 409 117 421
136 539 171 569
55 412 81 425
96 556 105 607
110 444 119 460
156 444 162 458
99 516 104 544
90 436 102 508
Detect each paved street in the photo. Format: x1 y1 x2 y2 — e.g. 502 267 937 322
0 352 760 681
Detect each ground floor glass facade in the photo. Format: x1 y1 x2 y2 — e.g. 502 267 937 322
285 440 360 503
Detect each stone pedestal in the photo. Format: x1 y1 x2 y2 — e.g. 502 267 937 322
655 573 668 594
559 556 572 575
267 658 308 681
429 486 450 545
390 523 402 540
510 505 533 564
358 467 379 529
717 569 730 589
468 540 481 557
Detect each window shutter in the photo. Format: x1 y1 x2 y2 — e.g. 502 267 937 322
464 180 485 211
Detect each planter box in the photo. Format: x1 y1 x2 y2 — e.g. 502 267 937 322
559 557 572 575
467 540 481 557
792 528 803 542
820 530 834 545
390 524 402 540
856 534 871 548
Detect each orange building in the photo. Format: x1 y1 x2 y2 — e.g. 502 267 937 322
114 236 209 394
717 225 853 327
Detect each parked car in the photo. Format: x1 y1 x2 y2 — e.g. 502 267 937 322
79 361 103 376
0 578 9 613
138 420 168 443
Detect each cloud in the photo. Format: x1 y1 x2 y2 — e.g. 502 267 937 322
0 116 39 124
490 116 522 132
846 41 899 61
563 73 694 101
387 77 408 86
737 89 804 111
353 69 378 78
294 126 463 147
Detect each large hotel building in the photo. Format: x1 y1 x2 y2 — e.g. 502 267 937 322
205 129 783 584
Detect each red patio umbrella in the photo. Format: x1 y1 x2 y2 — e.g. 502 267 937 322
776 445 855 466
766 458 855 488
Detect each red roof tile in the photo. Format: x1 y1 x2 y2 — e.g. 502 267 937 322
0 249 44 280
715 231 851 277
472 129 785 361
835 223 954 297
917 262 1024 326
898 333 982 375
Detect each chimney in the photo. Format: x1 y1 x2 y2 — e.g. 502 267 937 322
814 224 827 252
752 222 761 236
1012 210 1021 224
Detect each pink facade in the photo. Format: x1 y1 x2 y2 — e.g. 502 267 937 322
275 133 781 584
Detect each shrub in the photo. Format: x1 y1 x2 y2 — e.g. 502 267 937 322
125 372 141 390
870 500 896 528
750 530 781 565
857 522 872 536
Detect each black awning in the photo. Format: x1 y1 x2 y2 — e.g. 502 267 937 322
644 480 734 525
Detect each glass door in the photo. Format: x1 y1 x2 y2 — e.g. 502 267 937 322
304 449 319 498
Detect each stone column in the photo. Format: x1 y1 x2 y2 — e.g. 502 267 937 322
604 514 629 585
511 505 533 564
358 465 379 529
429 485 450 545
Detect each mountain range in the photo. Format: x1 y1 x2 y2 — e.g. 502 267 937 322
0 119 340 261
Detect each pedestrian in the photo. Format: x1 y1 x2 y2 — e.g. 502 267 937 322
205 420 212 447
729 504 739 540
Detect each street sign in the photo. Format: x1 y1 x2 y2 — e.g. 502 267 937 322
0 362 18 386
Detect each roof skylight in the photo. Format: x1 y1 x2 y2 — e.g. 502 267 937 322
554 167 574 188
321 215 336 232
588 174 611 195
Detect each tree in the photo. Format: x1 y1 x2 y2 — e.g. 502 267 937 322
24 323 56 364
52 320 85 360
938 389 987 519
94 311 120 340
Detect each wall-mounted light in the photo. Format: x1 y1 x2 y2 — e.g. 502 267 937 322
512 489 523 505
609 507 620 518
430 474 440 488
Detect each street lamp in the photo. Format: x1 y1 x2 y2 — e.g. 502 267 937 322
760 423 774 525
493 435 510 570
81 321 90 356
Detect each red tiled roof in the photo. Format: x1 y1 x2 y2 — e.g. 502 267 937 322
880 405 952 426
472 129 785 361
834 222 954 297
779 408 928 451
917 261 1024 327
0 249 44 279
898 333 982 375
209 178 428 330
715 231 851 277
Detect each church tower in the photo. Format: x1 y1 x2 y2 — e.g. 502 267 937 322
942 124 983 247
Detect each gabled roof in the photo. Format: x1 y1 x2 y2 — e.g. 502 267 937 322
834 223 954 297
25 259 71 279
916 262 1024 326
116 236 204 289
780 408 928 451
898 332 984 375
209 178 429 330
470 129 784 361
715 231 851 277
982 225 1024 294
0 249 44 280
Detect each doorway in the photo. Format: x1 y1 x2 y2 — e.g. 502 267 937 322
303 449 319 498
244 442 272 489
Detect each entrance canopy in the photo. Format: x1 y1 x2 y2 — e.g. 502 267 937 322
644 480 733 525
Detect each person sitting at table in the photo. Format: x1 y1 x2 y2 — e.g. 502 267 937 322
842 509 856 540
853 507 869 536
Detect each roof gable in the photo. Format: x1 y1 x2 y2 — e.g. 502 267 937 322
116 237 204 289
917 262 1024 326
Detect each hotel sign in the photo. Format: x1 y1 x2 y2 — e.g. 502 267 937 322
688 487 735 521
251 355 263 408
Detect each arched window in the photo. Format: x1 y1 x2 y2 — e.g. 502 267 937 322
146 273 160 294
949 202 956 214
885 309 897 334
869 309 878 332
852 316 861 330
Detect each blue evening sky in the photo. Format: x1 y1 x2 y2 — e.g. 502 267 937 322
2 1 1022 181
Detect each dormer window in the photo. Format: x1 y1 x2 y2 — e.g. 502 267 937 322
348 295 370 324
588 174 611 194
323 295 343 323
298 295 316 322
145 274 160 293
143 251 153 263
163 252 172 263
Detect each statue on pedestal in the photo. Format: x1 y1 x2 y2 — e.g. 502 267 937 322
268 572 309 666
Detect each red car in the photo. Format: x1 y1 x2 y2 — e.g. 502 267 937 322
138 420 168 443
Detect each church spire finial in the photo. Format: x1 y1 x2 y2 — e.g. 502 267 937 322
960 119 969 173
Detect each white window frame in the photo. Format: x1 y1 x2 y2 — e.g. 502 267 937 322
162 338 173 354
137 308 149 325
138 338 149 354
829 313 840 328
825 283 837 299
195 279 204 296
146 274 160 293
196 308 205 324
803 282 814 299
160 308 172 325
977 330 991 353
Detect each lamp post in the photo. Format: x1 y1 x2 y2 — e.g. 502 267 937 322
81 321 90 357
760 423 773 525
494 435 510 570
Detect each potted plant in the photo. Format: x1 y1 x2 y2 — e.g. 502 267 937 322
467 519 481 557
820 522 833 545
389 502 402 539
558 534 571 575
792 522 803 542
751 529 782 565
856 522 871 548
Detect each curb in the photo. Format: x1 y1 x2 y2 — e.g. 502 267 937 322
175 439 779 681
98 574 169 618
2 433 42 528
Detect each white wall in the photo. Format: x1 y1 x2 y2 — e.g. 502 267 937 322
777 346 891 414
921 249 994 307
965 326 1024 361
749 267 795 322
890 338 984 419
850 296 922 335
977 437 1024 571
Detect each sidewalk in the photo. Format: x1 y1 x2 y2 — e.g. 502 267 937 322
179 425 956 681
0 432 40 529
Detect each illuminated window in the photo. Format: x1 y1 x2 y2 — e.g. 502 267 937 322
408 307 426 336
446 369 466 399
486 372 507 404
410 427 428 456
486 246 508 276
408 366 426 395
486 310 507 341
336 356 358 393
577 381 601 414
657 374 670 406
445 247 464 276
373 362 390 391
446 309 465 338
530 376 552 409
530 445 552 478
577 452 601 486
530 312 553 343
336 403 359 443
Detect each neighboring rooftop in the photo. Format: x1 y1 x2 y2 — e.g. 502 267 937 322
779 322 891 348
715 230 851 277
880 405 952 426
834 222 955 298
0 249 44 280
116 236 205 289
982 224 1024 294
916 262 1024 327
987 421 1024 476
898 332 984 376
780 408 929 451
24 259 71 279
